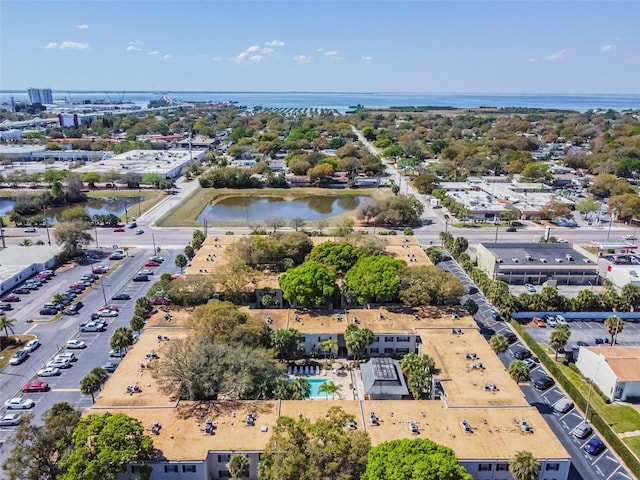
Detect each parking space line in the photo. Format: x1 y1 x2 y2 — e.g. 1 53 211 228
591 454 605 466
607 465 631 480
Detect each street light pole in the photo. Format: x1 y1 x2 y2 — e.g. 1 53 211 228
607 217 613 241
494 222 499 244
152 233 157 253
100 282 108 305
43 206 51 245
124 201 128 224
94 223 99 248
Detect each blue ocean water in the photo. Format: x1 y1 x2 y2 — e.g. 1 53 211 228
1 91 639 112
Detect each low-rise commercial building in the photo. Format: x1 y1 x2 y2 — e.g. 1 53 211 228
576 346 640 402
0 246 58 295
477 242 600 285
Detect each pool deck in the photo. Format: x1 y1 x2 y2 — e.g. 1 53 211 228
287 365 364 401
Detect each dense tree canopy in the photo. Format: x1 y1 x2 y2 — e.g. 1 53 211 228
362 438 472 480
305 241 363 273
279 262 337 307
398 265 466 307
344 255 405 305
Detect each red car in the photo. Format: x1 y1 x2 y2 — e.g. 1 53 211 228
144 261 161 267
2 294 21 302
100 305 120 312
69 283 86 290
150 297 167 305
113 227 125 232
22 380 49 393
93 266 108 274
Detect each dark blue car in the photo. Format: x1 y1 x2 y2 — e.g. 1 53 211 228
584 438 605 456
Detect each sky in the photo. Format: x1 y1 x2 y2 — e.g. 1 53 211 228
1 0 639 94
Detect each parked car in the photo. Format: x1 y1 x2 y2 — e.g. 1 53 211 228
553 397 574 414
93 265 109 273
149 255 165 263
113 227 125 232
80 322 106 332
573 422 593 439
144 260 161 267
23 339 41 352
21 380 49 393
555 315 568 326
623 235 637 241
0 413 23 426
0 302 14 312
102 361 120 373
522 357 538 370
68 283 86 290
108 253 124 260
466 286 478 294
9 349 29 365
533 375 555 391
583 438 606 456
96 309 118 318
109 348 127 358
39 307 58 315
37 367 61 377
525 283 536 293
132 274 149 282
46 357 71 369
128 222 137 228
577 341 589 347
100 304 120 312
68 301 84 313
57 352 77 363
23 227 36 233
514 348 531 360
545 315 558 327
2 294 20 302
532 317 546 327
491 312 502 321
506 333 518 344
138 269 155 276
112 293 131 301
66 339 87 349
505 226 517 232
14 288 31 295
5 397 35 410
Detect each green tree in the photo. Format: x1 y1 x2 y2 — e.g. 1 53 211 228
289 376 311 400
489 333 509 354
575 197 600 215
540 200 572 220
604 315 625 344
53 220 92 258
130 314 145 334
212 260 257 304
549 325 571 361
509 451 540 480
500 205 522 224
621 284 640 310
270 328 303 362
344 255 405 305
2 402 81 480
279 262 337 307
260 406 370 480
398 265 466 307
184 244 195 259
412 174 440 195
318 380 342 400
58 206 91 223
265 216 286 233
227 453 250 480
0 314 16 342
319 338 338 362
79 372 102 403
508 360 530 382
362 438 472 480
81 172 101 188
58 412 153 480
344 324 374 361
464 298 479 315
109 327 134 353
142 172 163 188
174 253 188 274
305 241 363 273
399 353 435 399
50 179 63 200
192 229 206 250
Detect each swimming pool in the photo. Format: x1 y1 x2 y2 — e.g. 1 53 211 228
309 378 329 398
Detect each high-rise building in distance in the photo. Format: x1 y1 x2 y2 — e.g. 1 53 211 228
27 88 53 104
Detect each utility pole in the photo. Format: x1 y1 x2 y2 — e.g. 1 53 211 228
94 223 99 248
152 233 157 253
43 206 51 245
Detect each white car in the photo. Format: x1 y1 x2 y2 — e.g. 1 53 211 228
46 357 71 369
4 397 35 410
37 367 61 377
623 235 637 241
66 339 87 349
23 339 41 352
555 315 568 326
0 413 23 426
56 352 77 363
96 309 118 317
546 316 558 327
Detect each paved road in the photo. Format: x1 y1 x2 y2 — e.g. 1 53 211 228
0 248 179 458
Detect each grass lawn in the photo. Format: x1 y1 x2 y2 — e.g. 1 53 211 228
156 186 392 228
623 436 640 453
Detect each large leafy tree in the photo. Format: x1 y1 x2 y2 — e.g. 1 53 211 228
174 253 188 273
362 438 472 480
344 324 374 361
305 241 363 273
509 451 540 480
608 193 640 222
344 255 405 305
540 200 572 220
53 220 92 257
2 402 81 480
59 412 153 480
259 406 370 480
399 265 466 307
399 353 435 400
279 261 337 307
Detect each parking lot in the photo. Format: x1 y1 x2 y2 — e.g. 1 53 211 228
524 318 640 349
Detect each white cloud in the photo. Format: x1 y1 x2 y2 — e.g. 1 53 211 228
528 57 536 62
293 55 313 63
247 45 273 54
544 50 565 61
266 40 285 47
163 54 171 60
127 45 141 52
44 42 59 49
212 56 223 62
600 44 613 52
324 50 339 56
45 41 90 50
233 42 279 63
74 24 89 30
148 50 159 56
361 55 372 62
316 48 323 52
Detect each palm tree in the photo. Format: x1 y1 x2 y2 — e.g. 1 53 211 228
319 339 338 364
109 326 134 353
79 372 102 403
318 380 342 400
604 316 624 344
549 325 571 361
130 314 145 334
175 254 188 274
399 353 436 399
290 377 311 400
0 314 16 340
89 367 109 388
489 334 509 354
508 360 530 383
509 451 540 480
274 378 292 400
227 453 250 480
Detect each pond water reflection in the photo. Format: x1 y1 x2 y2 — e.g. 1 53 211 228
197 195 367 223
0 196 145 222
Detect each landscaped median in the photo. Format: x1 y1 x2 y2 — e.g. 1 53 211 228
511 320 640 478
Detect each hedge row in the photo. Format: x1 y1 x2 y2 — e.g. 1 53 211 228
510 321 640 478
